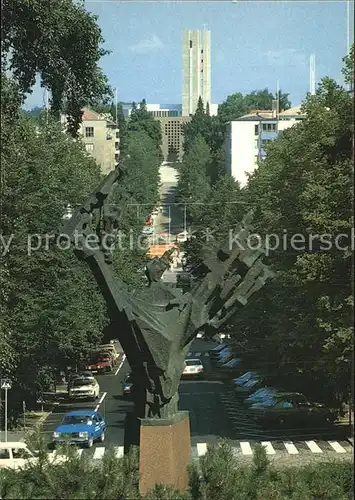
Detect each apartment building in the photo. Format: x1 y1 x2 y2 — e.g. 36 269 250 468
225 106 305 187
61 107 119 175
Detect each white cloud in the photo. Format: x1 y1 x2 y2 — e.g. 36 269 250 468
264 49 307 69
129 34 164 54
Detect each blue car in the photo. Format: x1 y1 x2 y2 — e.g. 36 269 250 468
52 410 107 448
231 371 259 388
243 388 279 407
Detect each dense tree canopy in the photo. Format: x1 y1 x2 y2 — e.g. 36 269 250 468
0 87 108 398
182 55 353 409
218 88 291 124
1 0 112 136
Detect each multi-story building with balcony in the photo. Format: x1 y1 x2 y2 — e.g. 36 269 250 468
224 106 306 187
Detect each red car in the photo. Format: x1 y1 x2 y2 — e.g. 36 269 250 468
87 353 113 373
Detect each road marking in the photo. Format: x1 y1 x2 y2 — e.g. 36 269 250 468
283 441 299 454
114 354 126 375
76 448 83 457
93 447 105 459
261 441 276 454
240 442 253 455
204 353 209 357
305 440 323 453
187 352 192 357
195 352 201 357
115 446 124 458
197 443 207 456
328 441 347 453
95 392 107 412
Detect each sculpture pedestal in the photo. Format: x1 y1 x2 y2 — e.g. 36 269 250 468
139 411 191 496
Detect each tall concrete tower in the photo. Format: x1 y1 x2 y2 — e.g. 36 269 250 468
309 54 316 95
182 29 211 116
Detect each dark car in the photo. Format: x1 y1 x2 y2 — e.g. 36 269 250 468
231 371 259 389
220 357 243 376
248 392 336 428
122 373 133 396
87 353 113 373
243 388 279 408
234 375 268 399
214 349 234 367
209 345 229 363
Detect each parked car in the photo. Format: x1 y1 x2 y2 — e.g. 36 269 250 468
122 373 133 396
68 371 93 384
248 392 336 427
68 377 100 401
243 388 279 407
52 410 107 448
234 375 268 399
209 344 228 361
220 357 243 375
0 442 64 469
87 353 114 373
214 349 234 367
182 359 204 378
99 344 119 362
142 226 154 236
231 371 259 389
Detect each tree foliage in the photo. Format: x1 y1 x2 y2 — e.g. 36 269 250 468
0 86 109 398
218 88 291 124
233 75 353 407
127 99 163 160
1 0 112 136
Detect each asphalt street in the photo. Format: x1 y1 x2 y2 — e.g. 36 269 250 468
40 164 353 463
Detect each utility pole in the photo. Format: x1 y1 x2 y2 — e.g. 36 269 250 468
1 379 11 443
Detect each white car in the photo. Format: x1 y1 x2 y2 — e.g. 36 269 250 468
68 377 100 401
0 442 64 469
142 226 154 236
182 359 204 378
99 343 119 361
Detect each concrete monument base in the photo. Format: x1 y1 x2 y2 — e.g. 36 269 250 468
138 411 191 496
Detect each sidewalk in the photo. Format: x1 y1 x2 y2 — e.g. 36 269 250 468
0 385 68 443
0 410 51 443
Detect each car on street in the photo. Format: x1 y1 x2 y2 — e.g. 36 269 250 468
142 226 154 236
231 371 259 389
122 373 133 396
68 370 93 384
52 410 107 448
243 387 279 407
209 344 228 361
99 344 119 362
182 359 204 378
87 353 114 373
247 392 336 428
214 349 234 367
0 442 65 469
68 376 100 401
220 357 243 375
234 375 268 399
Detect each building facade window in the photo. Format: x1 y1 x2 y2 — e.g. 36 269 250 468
85 143 94 152
85 127 94 137
254 125 259 135
189 40 192 48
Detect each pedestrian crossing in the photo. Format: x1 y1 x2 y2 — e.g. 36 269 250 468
49 438 352 463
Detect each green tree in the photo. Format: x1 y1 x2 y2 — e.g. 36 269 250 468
127 99 162 159
0 97 108 400
1 0 112 136
236 74 353 407
177 135 211 223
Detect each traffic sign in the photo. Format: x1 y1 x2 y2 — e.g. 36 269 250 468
36 396 44 404
1 379 11 390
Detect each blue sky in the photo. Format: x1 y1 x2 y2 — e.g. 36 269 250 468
25 0 353 109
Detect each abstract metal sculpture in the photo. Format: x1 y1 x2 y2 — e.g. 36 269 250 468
60 161 273 420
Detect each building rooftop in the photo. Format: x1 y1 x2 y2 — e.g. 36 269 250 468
279 105 304 117
82 107 116 126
